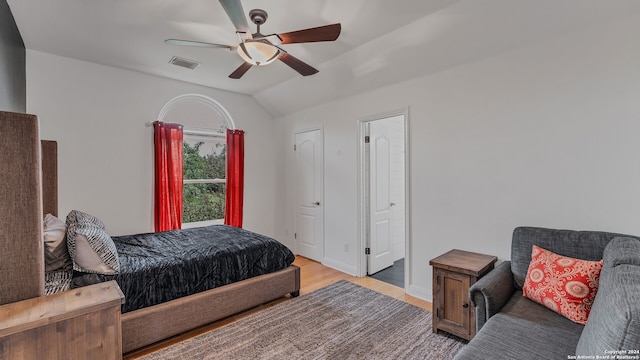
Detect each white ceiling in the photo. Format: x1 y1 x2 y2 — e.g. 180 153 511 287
8 0 640 117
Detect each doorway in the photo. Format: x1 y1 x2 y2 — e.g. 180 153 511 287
360 112 408 289
294 129 324 262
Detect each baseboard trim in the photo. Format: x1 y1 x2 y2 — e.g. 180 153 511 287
408 284 429 302
322 257 357 276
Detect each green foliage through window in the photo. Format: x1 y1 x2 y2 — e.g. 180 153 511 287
183 140 226 223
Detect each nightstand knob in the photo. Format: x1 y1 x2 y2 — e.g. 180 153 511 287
462 302 469 308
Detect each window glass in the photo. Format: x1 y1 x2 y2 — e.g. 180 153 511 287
183 133 226 223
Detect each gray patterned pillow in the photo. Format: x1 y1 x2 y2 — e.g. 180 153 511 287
44 269 72 295
66 209 106 228
66 210 119 275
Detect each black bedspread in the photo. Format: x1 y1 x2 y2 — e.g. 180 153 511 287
110 225 294 313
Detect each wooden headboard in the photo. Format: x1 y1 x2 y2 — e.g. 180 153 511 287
0 110 60 305
0 111 45 305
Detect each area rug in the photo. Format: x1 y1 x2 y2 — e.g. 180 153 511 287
141 280 466 359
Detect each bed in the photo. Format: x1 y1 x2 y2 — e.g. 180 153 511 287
46 210 297 314
0 111 300 355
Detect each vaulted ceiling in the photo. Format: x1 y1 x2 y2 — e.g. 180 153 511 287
8 0 640 116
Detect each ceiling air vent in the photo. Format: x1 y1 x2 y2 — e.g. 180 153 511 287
169 56 200 70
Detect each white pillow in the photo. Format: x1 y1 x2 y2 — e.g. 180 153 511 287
43 213 72 271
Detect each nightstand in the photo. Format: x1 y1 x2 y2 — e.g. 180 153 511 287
430 249 497 340
0 281 125 359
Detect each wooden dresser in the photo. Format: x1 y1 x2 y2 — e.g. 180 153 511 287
0 281 125 359
430 249 497 340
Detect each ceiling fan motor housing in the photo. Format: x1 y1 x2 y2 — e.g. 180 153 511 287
249 9 268 25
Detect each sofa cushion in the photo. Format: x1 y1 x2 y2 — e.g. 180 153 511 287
576 237 640 356
455 292 583 360
511 227 637 289
498 291 584 334
522 245 603 324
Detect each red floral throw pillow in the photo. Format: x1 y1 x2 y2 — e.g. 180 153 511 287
522 245 603 325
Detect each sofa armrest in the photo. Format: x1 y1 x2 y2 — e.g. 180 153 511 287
469 261 515 331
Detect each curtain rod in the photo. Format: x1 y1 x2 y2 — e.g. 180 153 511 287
184 129 225 137
145 121 244 136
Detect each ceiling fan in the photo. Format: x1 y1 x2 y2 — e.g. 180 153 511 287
165 0 341 79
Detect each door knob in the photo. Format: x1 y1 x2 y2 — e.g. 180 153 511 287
390 202 396 207
311 202 320 206
462 303 469 308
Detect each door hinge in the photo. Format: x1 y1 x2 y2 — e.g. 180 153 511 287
364 136 370 143
294 233 297 239
294 144 297 151
365 247 371 255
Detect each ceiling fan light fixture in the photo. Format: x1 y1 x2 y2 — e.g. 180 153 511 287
237 41 280 66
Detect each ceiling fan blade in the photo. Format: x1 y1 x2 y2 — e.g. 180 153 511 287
165 39 233 49
229 62 253 79
262 34 282 46
278 23 341 44
219 0 251 36
279 53 318 76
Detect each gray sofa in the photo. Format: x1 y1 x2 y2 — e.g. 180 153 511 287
455 227 640 360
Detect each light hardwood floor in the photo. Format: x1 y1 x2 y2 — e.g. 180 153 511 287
124 256 432 359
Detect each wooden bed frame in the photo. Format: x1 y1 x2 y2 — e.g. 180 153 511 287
0 111 300 356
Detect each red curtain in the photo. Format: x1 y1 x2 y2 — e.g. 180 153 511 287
225 129 245 228
153 121 184 232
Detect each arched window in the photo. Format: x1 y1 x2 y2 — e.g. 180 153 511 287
159 94 235 228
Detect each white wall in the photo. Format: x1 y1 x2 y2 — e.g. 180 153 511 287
274 13 640 300
26 50 278 238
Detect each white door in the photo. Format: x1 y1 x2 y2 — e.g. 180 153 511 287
295 129 324 262
368 120 395 274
